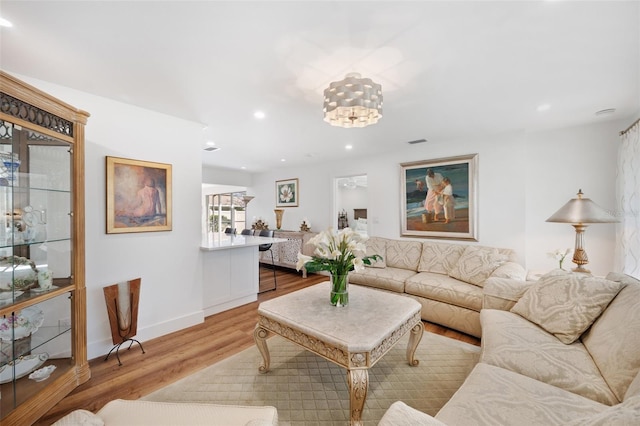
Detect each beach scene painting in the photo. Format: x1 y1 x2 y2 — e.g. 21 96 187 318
400 154 478 240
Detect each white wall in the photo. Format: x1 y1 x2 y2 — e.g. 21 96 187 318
17 75 205 359
523 122 621 275
244 119 626 277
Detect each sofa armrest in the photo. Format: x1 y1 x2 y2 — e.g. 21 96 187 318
483 277 535 311
379 401 447 426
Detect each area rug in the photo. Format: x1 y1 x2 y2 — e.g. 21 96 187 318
142 332 480 425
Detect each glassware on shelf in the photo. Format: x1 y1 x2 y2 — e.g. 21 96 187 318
0 152 20 186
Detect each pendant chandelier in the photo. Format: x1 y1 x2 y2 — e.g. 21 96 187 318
323 72 383 128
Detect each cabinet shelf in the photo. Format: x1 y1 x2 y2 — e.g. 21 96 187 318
1 325 72 368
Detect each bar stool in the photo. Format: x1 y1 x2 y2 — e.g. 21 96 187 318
258 229 276 292
241 229 254 235
224 227 236 234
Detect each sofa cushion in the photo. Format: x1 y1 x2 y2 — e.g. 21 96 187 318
379 401 447 426
564 395 640 426
625 370 640 400
385 239 423 270
490 261 527 281
448 246 507 287
406 272 483 312
581 272 640 403
511 270 625 344
436 363 607 426
349 267 416 293
417 242 465 274
480 309 619 405
364 236 387 268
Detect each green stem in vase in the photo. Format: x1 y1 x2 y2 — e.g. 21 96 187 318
330 274 349 307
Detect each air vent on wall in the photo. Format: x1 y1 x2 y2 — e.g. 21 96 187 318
407 139 427 145
204 146 221 152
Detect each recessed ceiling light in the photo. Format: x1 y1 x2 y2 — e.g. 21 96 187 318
241 166 247 170
537 104 551 112
280 158 286 162
254 111 266 119
0 17 13 28
345 145 353 150
204 141 220 152
595 108 616 116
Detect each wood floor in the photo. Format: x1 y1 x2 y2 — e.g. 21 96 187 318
35 267 480 425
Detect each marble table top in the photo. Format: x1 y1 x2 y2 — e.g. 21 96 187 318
200 232 287 251
258 282 421 352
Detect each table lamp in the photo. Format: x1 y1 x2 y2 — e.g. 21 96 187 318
546 189 618 273
243 195 255 229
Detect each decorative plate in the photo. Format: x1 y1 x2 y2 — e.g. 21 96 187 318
29 364 56 382
0 306 45 340
0 353 49 384
0 290 23 300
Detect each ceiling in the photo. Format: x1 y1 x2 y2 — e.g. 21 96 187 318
1 1 638 173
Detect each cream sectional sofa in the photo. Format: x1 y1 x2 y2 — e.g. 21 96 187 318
349 237 525 338
379 271 640 425
52 399 278 425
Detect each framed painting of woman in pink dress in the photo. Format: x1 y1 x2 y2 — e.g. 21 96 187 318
400 154 478 241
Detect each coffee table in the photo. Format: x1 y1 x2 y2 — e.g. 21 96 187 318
254 282 423 425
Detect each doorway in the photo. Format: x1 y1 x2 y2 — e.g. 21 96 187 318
334 175 368 236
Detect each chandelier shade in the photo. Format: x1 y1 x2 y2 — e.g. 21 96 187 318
323 72 383 128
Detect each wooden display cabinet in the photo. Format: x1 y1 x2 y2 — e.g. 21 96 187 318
0 71 89 425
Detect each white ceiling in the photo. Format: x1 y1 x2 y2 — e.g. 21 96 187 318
1 1 638 172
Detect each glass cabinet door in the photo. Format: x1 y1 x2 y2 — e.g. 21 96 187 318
1 294 73 413
0 120 74 419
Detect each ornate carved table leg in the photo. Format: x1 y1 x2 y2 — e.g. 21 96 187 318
406 321 424 366
253 324 271 373
347 369 368 426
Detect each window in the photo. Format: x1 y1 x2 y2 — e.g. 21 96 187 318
205 191 247 233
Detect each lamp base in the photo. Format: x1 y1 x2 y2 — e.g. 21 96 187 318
571 265 591 274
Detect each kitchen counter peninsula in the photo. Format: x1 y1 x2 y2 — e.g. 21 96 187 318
200 232 287 315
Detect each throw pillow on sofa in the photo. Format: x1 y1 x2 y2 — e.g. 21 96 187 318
418 242 465 274
364 237 386 268
511 270 626 344
448 246 507 286
490 262 527 281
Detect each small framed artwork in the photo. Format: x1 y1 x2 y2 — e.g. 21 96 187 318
275 178 299 207
400 154 478 240
106 156 172 234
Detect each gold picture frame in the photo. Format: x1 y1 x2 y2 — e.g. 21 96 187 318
275 178 299 207
106 156 172 234
400 154 478 240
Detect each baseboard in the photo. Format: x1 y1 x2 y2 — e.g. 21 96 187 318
87 310 205 360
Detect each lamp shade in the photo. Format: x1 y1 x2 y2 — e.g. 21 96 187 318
546 189 618 224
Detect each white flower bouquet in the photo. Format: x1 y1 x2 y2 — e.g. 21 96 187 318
296 227 381 306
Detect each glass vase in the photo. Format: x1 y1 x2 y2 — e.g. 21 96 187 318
330 273 349 307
